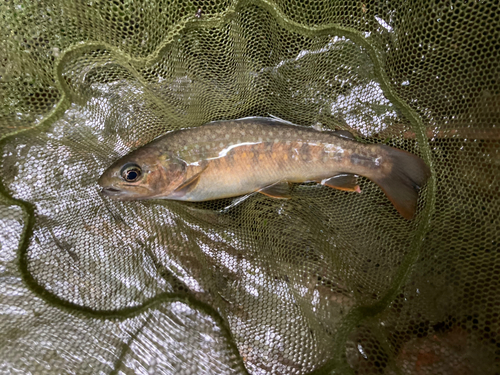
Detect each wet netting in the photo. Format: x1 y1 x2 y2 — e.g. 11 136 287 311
0 0 498 374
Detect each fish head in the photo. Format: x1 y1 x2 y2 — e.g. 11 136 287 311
98 147 187 200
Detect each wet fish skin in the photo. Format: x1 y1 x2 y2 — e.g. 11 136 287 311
98 117 431 219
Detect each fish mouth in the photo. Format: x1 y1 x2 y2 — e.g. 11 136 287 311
100 184 155 200
100 187 128 199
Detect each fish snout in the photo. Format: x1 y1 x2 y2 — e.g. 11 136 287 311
98 170 125 199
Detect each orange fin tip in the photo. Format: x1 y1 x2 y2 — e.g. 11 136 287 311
258 181 292 199
319 174 361 193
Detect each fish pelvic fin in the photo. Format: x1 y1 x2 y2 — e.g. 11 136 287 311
372 146 431 220
258 181 292 199
317 174 361 193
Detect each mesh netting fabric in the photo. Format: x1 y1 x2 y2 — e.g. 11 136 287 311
0 0 498 374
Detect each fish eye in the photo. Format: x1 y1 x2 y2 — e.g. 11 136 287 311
121 163 142 182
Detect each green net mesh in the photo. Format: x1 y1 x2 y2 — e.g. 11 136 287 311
0 0 498 373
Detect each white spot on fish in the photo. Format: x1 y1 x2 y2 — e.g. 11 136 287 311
219 142 224 148
286 141 291 145
241 131 246 136
312 123 324 131
206 145 211 150
258 137 263 142
274 139 279 143
324 144 343 154
269 131 273 136
225 134 230 139
218 142 260 158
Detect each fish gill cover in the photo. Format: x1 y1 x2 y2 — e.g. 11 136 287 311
0 0 498 374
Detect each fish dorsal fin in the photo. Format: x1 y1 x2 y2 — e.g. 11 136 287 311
318 173 361 193
258 181 292 199
333 129 356 140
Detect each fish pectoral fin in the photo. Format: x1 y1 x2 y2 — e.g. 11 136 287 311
318 174 361 193
171 168 206 197
258 181 292 199
333 129 356 140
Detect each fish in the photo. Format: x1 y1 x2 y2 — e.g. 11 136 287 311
98 117 431 219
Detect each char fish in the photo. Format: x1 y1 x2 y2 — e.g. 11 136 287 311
98 117 431 219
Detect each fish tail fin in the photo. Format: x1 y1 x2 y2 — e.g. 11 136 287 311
371 146 431 220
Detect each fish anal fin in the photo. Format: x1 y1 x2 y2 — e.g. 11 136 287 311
258 181 292 199
319 174 361 193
